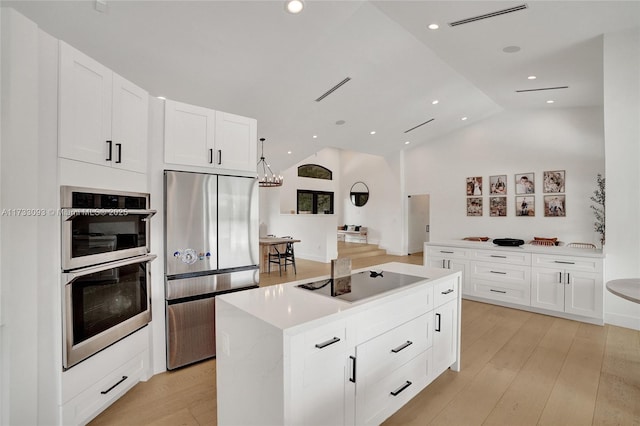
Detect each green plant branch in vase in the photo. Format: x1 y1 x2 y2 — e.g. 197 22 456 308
590 173 605 246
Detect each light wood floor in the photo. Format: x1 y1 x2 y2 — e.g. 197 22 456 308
90 247 640 426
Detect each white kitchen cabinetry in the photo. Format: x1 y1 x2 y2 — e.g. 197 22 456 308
59 41 148 173
164 100 257 172
216 263 461 426
531 254 603 319
61 328 150 426
425 241 604 324
425 245 470 294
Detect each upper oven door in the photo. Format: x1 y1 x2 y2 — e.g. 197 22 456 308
61 186 156 271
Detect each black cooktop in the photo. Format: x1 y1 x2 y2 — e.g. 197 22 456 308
296 270 426 303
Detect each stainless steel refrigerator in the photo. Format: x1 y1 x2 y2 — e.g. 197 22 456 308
164 170 259 369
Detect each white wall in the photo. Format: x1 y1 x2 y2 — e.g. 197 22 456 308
603 27 640 330
404 107 605 246
1 9 42 425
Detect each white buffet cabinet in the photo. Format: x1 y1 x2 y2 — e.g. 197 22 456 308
425 241 604 325
216 262 461 426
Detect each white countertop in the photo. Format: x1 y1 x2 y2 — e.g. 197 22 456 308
426 240 604 258
216 262 457 333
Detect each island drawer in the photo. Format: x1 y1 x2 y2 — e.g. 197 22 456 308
433 276 459 307
356 313 431 382
356 349 430 426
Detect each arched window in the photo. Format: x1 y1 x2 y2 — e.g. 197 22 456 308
297 164 332 180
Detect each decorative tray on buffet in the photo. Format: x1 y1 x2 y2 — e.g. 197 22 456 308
492 238 525 247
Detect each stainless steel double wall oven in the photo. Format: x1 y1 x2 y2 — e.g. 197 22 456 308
60 186 156 369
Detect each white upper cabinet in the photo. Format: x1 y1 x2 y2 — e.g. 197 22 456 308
59 41 148 173
165 100 257 173
214 111 257 172
164 100 216 167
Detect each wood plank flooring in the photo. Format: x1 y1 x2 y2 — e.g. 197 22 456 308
89 248 640 426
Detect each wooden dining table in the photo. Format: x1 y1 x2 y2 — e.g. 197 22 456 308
259 237 301 273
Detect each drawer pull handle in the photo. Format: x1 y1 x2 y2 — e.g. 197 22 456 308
349 356 356 383
208 148 214 164
440 250 454 254
315 337 340 349
435 313 441 332
100 376 127 395
391 341 413 353
390 381 412 396
105 140 113 161
490 255 507 258
490 289 507 294
490 270 507 275
554 260 575 264
441 288 454 295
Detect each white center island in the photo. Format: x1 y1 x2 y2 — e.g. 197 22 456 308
215 262 462 426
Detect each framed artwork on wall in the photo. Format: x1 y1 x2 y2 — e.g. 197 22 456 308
489 175 507 194
544 195 566 217
467 197 483 216
489 197 507 216
543 170 565 193
515 173 535 194
466 177 483 196
516 196 535 216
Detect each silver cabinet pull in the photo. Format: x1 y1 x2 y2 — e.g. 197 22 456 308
490 255 507 258
440 250 454 254
391 341 413 353
554 260 575 264
490 289 507 294
315 337 340 349
441 289 454 295
390 381 412 396
490 270 507 274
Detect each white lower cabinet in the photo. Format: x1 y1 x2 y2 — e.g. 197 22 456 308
425 242 604 324
531 254 603 319
60 328 150 426
216 267 461 426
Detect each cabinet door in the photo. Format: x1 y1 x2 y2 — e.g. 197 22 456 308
565 271 603 318
432 300 457 376
531 267 565 312
59 41 113 166
164 100 216 167
215 111 257 172
111 73 148 173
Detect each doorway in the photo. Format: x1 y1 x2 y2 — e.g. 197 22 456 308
407 194 430 254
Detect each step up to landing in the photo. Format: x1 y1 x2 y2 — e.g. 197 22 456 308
338 242 387 259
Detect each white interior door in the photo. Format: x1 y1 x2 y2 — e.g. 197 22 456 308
408 194 430 254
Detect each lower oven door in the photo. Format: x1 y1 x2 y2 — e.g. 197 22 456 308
62 254 157 370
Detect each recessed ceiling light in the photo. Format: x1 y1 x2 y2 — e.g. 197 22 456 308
432 100 439 105
312 135 318 139
527 75 537 80
428 24 439 30
335 120 346 125
461 117 468 121
287 151 292 154
546 100 555 104
370 131 376 135
405 141 411 145
157 96 166 100
502 45 521 53
285 0 304 14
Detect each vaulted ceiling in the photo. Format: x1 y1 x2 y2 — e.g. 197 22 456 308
5 0 640 171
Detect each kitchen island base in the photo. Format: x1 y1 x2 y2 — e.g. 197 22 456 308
216 262 461 425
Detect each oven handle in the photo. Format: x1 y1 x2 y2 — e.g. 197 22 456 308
63 254 157 282
63 208 157 221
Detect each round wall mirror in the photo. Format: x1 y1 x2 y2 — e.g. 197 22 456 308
350 182 369 207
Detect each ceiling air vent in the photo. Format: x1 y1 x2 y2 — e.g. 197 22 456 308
449 4 528 27
404 118 435 134
516 86 569 93
315 77 351 102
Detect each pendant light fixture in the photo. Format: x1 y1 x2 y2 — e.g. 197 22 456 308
257 138 283 187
